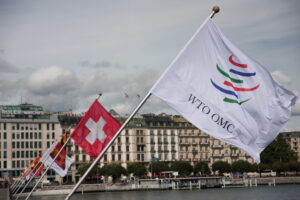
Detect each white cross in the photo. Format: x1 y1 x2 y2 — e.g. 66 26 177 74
85 117 107 144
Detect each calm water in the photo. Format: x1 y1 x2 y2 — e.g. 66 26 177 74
28 184 300 200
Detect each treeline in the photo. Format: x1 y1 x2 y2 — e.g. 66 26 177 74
77 135 299 181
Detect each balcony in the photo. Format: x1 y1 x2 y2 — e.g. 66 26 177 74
200 158 210 162
212 154 223 158
199 141 209 145
212 144 223 149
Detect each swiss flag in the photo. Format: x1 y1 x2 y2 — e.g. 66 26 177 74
71 99 121 158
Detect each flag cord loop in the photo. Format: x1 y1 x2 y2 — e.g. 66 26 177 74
64 92 152 200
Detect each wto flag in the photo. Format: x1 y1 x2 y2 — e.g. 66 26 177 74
150 17 297 162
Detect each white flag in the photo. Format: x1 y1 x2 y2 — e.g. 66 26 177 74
150 17 297 162
41 142 72 177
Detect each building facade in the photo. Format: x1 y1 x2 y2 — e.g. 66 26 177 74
1 106 259 182
59 112 255 183
0 104 62 180
281 131 300 162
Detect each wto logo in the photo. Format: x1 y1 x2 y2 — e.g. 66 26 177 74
211 55 260 105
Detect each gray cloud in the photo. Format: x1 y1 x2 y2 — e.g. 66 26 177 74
79 60 121 69
0 57 18 73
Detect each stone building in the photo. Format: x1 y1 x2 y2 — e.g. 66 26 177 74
0 104 62 180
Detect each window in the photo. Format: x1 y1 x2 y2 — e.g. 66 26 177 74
3 132 6 139
47 123 50 130
39 123 42 130
21 132 24 139
126 154 130 161
52 132 55 139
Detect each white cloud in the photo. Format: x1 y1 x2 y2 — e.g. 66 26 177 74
271 71 292 85
26 66 80 96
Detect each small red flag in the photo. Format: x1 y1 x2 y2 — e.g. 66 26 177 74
50 133 67 170
71 99 121 158
22 155 44 180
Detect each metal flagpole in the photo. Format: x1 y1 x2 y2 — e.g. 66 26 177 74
64 92 152 200
11 161 40 194
14 158 46 200
11 174 26 194
64 6 220 200
15 128 71 200
10 174 23 191
12 157 45 196
23 136 72 200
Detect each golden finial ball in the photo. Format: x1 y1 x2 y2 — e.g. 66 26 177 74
212 6 220 13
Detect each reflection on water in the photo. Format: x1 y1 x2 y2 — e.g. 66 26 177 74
26 184 300 200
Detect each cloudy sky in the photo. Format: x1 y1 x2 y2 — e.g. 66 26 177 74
0 0 299 131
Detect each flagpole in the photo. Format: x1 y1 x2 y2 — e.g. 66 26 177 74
11 165 37 194
11 174 27 194
10 174 24 191
23 134 72 200
10 174 24 193
13 157 46 197
14 126 71 197
14 161 46 200
64 6 220 200
64 92 152 200
15 128 71 199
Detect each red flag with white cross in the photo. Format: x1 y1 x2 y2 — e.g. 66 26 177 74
71 99 121 158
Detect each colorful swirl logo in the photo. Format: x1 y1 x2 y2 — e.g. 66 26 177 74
211 55 260 105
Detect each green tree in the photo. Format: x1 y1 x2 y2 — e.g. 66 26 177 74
127 162 147 177
100 163 127 182
231 160 254 173
149 162 170 175
77 163 101 177
194 162 211 176
261 136 297 164
288 161 300 172
212 161 231 175
272 161 289 174
171 161 193 176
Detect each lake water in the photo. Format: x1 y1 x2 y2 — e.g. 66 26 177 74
28 184 300 200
